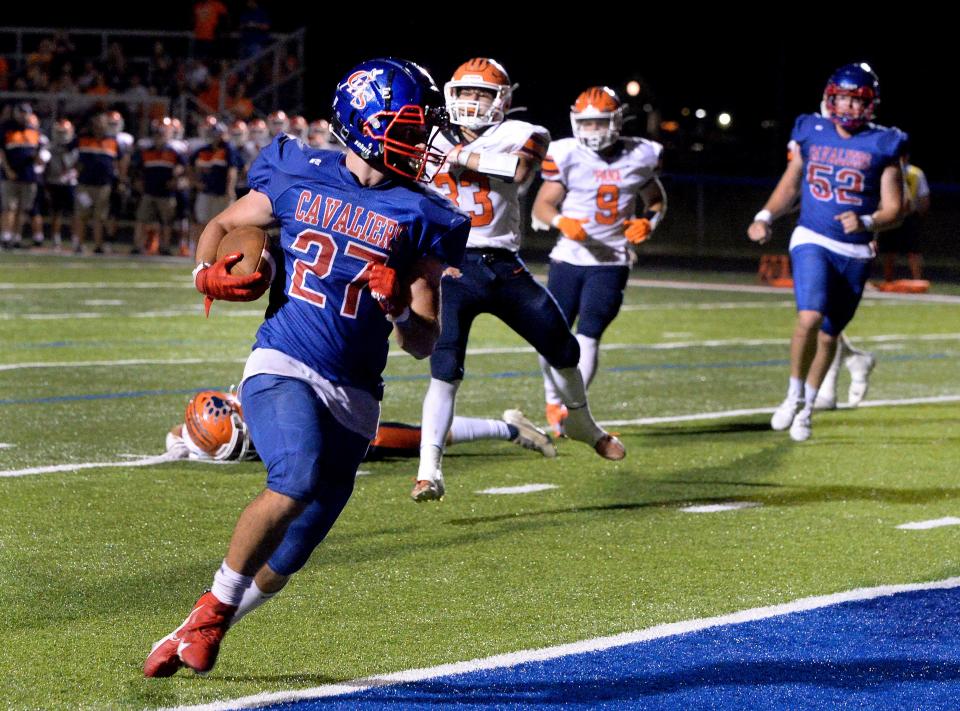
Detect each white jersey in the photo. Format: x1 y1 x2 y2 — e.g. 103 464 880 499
429 119 549 252
544 137 662 266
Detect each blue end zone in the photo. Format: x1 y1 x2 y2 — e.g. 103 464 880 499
252 585 960 710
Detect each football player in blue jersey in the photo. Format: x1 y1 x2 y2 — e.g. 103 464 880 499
143 58 471 678
747 62 906 442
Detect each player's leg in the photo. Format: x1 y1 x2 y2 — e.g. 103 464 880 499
813 335 843 410
490 258 624 459
576 265 630 388
539 260 581 436
415 265 482 500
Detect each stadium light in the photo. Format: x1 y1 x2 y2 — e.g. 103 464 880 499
695 108 707 119
626 80 641 97
717 112 732 128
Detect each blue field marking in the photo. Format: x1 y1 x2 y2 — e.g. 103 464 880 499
241 583 960 710
1 354 948 407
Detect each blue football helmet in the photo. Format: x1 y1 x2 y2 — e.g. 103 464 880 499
822 62 880 131
331 58 447 181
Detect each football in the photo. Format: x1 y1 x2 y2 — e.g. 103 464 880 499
216 226 272 278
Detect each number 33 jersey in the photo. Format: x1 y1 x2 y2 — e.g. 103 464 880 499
429 120 549 252
246 135 469 398
790 113 907 245
543 137 662 266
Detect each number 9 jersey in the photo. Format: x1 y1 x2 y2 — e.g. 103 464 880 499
790 113 907 245
429 119 549 252
542 136 662 265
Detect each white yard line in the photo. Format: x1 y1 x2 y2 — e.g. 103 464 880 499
0 281 188 290
680 502 761 513
477 484 559 495
6 394 958 479
0 358 245 372
896 518 960 530
162 576 960 710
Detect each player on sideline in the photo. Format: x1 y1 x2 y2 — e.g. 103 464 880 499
532 87 665 436
165 390 555 462
747 62 906 441
412 59 625 503
143 58 470 678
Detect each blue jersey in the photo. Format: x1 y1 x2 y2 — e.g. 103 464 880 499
248 135 470 398
791 113 907 244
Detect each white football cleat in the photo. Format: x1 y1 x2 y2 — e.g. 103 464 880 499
503 409 557 458
845 352 876 407
411 472 445 502
789 409 812 442
771 397 803 431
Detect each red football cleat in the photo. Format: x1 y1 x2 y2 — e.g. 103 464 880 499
545 403 568 438
143 591 237 677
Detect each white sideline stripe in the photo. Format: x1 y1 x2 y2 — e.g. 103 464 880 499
621 300 794 311
0 309 263 321
477 484 558 495
82 299 125 306
162 576 960 711
0 443 13 450
897 517 960 530
680 502 760 513
600 394 960 427
0 452 180 478
0 358 245 372
5 394 960 479
0 281 188 290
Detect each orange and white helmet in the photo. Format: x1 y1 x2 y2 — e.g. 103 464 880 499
288 114 308 141
52 118 75 144
307 119 329 147
267 110 289 136
151 116 176 141
183 390 254 461
228 119 248 147
444 58 512 130
570 86 623 152
249 117 270 147
105 110 124 136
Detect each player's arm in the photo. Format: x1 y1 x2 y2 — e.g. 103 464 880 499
624 177 667 245
747 151 804 243
195 189 274 263
225 166 238 201
835 162 904 234
533 179 591 241
446 146 534 184
391 256 443 360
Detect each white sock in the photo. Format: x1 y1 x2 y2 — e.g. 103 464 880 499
449 416 511 444
33 232 44 242
211 560 253 607
418 378 459 480
551 366 604 444
788 377 803 400
540 355 562 405
230 581 278 626
576 334 599 389
803 382 818 410
1 231 11 242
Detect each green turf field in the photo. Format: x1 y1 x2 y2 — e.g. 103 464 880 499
2 252 959 709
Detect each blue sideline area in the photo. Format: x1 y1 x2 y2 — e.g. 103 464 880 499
252 585 960 710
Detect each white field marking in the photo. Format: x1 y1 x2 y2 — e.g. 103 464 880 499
621 300 794 312
0 452 180 478
680 502 760 513
7 394 960 480
600 394 960 427
897 518 960 530
0 308 263 321
0 281 187 290
163 576 960 711
477 484 558 495
0 357 246 372
82 299 125 306
0 443 13 450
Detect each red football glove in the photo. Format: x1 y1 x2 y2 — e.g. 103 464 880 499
553 215 589 241
623 217 652 245
368 263 409 318
194 253 271 316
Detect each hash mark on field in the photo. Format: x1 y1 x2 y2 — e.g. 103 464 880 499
0 443 13 449
896 517 960 530
82 299 125 306
477 484 558 495
680 502 760 513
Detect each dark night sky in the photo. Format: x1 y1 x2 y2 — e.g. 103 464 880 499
3 7 954 179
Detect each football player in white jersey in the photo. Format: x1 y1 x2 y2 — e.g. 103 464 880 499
413 59 626 502
533 87 665 435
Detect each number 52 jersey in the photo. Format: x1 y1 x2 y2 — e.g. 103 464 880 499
543 136 662 266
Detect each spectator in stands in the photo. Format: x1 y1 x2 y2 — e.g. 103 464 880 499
0 57 9 90
238 0 271 59
74 112 124 254
105 42 128 90
148 42 174 93
226 82 254 120
193 0 230 59
1 103 43 249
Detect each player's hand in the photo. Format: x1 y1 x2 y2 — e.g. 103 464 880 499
554 215 589 241
834 211 863 234
368 263 409 317
623 217 652 245
747 221 772 244
194 253 270 316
